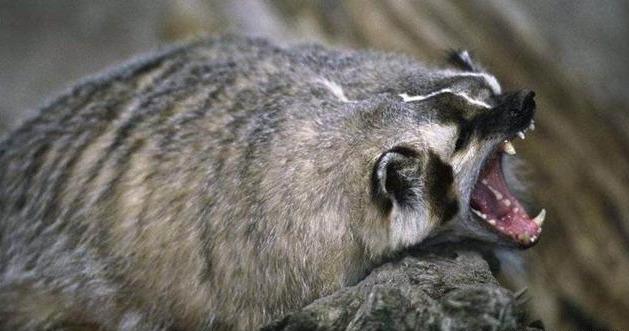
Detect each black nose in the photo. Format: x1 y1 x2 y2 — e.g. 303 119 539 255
495 89 536 134
503 89 535 115
517 89 536 116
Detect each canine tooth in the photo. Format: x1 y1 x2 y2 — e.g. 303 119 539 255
529 122 536 131
516 131 526 139
471 209 486 220
503 140 516 155
487 185 503 200
532 208 546 226
488 219 496 225
502 199 512 207
497 225 504 231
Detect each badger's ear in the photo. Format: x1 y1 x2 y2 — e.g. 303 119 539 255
447 49 482 72
372 147 423 212
372 148 459 225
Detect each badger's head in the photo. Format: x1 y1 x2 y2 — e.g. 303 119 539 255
365 51 542 252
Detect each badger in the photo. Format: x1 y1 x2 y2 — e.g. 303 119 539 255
0 36 543 330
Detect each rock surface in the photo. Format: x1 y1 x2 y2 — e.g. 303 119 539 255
263 248 541 331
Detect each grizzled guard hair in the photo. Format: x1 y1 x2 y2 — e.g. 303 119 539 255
0 37 538 330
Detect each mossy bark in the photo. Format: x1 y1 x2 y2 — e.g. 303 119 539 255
262 248 540 331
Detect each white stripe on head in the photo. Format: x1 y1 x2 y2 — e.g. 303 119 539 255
399 89 491 109
446 71 502 95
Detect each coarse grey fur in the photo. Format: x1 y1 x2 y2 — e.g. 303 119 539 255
0 36 534 330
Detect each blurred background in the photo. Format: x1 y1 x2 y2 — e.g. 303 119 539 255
1 1 628 329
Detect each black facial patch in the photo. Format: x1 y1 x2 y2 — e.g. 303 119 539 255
422 89 535 152
413 98 477 154
424 152 459 224
454 121 475 152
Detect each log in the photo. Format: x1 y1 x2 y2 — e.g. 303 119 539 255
262 246 542 331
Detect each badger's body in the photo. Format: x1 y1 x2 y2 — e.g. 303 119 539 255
0 37 540 330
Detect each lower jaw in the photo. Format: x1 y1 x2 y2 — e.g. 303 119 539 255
469 149 543 247
471 214 540 248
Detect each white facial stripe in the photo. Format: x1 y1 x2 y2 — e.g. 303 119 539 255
418 123 457 155
448 71 502 95
399 89 491 109
316 78 352 102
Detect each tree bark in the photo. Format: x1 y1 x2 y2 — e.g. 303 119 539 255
262 247 541 331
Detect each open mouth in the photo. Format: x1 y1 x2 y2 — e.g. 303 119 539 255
469 128 544 247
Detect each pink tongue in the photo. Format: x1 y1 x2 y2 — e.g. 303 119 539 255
470 153 540 242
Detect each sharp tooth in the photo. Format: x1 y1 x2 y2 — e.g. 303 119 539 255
532 208 546 226
489 219 497 226
487 185 503 200
529 122 536 131
503 140 516 155
516 131 526 139
471 208 487 220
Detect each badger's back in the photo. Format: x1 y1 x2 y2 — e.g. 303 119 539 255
0 37 432 330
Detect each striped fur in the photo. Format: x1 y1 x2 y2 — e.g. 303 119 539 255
0 37 508 330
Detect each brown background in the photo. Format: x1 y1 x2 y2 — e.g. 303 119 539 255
1 1 628 330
